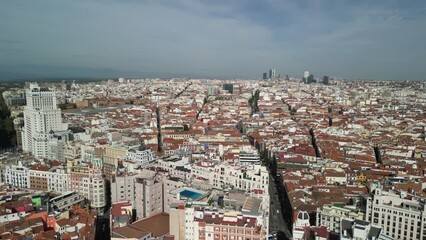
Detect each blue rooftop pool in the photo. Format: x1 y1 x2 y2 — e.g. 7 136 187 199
180 190 203 200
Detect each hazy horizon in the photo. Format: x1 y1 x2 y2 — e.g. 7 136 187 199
1 1 426 81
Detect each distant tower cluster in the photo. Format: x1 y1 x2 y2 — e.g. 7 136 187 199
303 71 310 79
262 68 278 79
302 71 331 85
303 71 315 84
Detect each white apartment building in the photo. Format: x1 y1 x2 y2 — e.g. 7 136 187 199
4 163 29 188
22 83 67 159
126 148 156 168
316 204 365 234
192 162 269 194
48 167 68 193
238 151 261 165
366 188 426 240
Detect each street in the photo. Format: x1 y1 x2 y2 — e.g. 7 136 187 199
269 173 292 240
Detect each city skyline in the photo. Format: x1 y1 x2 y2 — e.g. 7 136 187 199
1 1 426 81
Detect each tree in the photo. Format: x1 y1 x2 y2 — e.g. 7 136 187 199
0 91 16 149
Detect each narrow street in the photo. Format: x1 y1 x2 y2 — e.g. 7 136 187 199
269 172 292 240
95 213 110 240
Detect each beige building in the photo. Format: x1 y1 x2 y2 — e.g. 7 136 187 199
111 172 139 203
135 177 163 219
316 204 365 234
67 160 106 213
169 205 186 240
104 145 128 180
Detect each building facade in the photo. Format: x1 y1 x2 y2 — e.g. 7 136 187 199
171 206 266 240
366 188 426 240
67 160 106 213
22 83 66 159
316 204 365 234
134 177 163 219
4 163 30 188
111 173 139 203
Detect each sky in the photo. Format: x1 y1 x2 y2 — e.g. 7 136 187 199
1 0 426 80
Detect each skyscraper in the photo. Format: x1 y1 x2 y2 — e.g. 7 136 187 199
303 71 310 83
263 72 268 80
307 74 315 84
269 68 276 79
303 71 310 79
22 83 67 159
323 76 330 85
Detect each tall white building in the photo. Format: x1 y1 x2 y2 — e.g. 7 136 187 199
269 68 276 79
304 71 310 79
22 83 67 159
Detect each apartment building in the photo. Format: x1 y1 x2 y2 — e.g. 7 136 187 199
126 147 156 168
340 219 387 240
238 149 261 165
4 163 29 188
48 167 68 193
366 188 426 240
316 204 365 234
111 172 139 203
191 162 269 194
210 163 269 194
135 177 163 219
64 143 81 161
104 145 127 180
67 160 106 213
29 165 49 191
170 206 266 240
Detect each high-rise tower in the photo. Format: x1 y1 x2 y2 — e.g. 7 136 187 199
303 71 310 79
22 83 67 159
269 68 276 79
